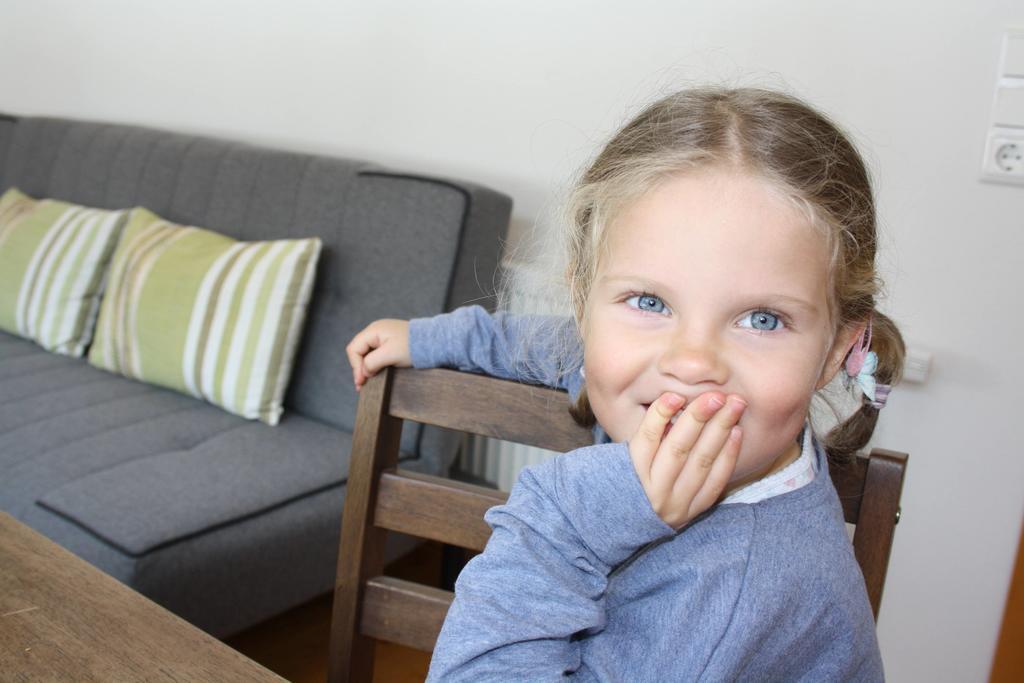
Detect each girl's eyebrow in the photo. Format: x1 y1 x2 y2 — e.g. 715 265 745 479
596 274 666 290
754 294 821 316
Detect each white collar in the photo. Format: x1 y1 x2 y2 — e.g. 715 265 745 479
720 425 818 505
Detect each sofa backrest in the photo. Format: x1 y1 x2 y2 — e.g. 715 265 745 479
0 114 512 462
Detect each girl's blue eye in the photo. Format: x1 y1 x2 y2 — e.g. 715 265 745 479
741 310 783 331
626 294 668 314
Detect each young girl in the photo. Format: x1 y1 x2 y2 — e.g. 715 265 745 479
347 87 904 681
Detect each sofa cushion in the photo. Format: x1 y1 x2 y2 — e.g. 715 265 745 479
37 413 354 556
0 188 127 355
88 207 322 425
0 332 241 507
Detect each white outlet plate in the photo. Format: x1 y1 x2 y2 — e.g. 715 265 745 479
982 128 1024 185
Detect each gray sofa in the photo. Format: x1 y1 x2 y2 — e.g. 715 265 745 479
0 113 511 636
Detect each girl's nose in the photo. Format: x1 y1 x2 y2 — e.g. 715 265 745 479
656 330 729 387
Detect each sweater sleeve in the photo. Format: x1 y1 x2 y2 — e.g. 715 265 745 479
425 443 674 681
408 305 579 392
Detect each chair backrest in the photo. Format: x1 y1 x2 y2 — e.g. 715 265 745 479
327 367 908 682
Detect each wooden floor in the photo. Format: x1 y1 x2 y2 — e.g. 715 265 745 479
226 542 441 683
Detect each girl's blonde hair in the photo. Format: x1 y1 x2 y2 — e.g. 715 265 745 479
563 87 904 461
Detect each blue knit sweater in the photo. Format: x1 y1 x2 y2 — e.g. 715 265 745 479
410 306 883 682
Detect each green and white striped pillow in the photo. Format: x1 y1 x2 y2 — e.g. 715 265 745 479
88 207 322 425
0 188 128 356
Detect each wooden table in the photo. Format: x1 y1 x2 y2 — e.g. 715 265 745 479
0 512 284 681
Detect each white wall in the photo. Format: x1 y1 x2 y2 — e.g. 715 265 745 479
2 1 1022 679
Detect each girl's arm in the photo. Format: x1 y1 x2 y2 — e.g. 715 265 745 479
426 442 674 681
346 305 578 392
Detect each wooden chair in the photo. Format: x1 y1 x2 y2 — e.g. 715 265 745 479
326 366 908 682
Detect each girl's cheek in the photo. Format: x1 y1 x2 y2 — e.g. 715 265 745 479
741 376 814 438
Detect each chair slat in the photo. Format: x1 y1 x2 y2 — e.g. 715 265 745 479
375 470 508 552
390 367 593 453
360 576 454 653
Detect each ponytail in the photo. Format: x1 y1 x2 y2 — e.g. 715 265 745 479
824 311 905 462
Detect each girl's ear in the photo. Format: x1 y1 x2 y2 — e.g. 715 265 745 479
816 321 868 390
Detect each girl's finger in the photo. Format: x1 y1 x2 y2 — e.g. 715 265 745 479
648 392 727 488
354 360 368 390
682 425 742 520
671 396 746 503
629 393 685 479
345 332 374 374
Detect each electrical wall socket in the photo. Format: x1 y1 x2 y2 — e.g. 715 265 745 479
982 129 1024 185
994 140 1023 172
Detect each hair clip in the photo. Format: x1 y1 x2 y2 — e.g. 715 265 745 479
844 318 891 409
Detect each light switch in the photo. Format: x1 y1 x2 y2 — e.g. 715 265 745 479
1004 33 1024 77
994 86 1024 126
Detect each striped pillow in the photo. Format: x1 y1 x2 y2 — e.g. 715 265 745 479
88 207 322 425
0 188 128 356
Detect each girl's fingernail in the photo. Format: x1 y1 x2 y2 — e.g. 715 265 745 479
730 426 742 440
708 396 725 409
663 393 684 410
